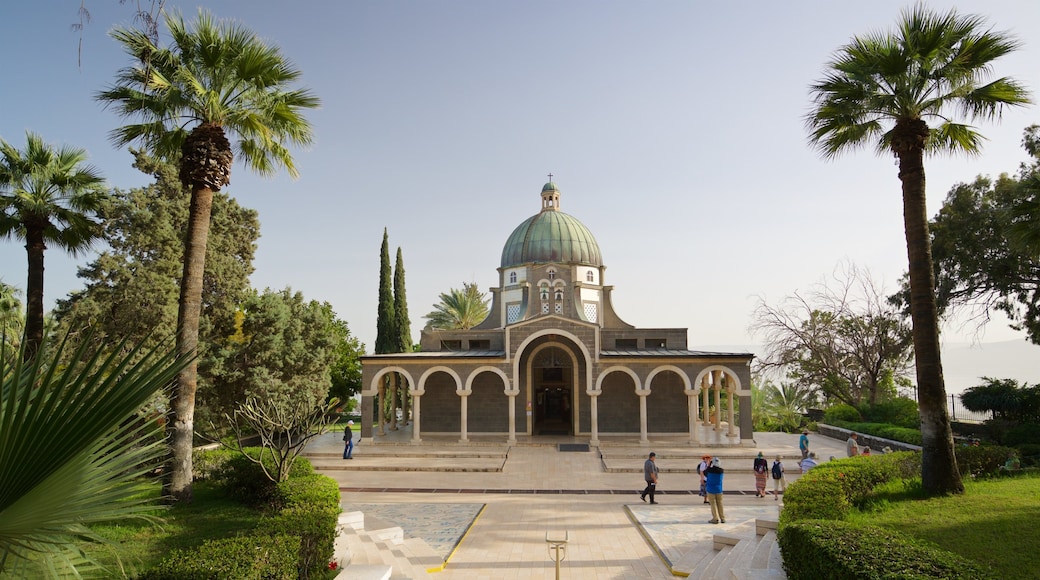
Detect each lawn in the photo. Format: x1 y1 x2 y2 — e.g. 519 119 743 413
87 481 262 578
848 472 1040 579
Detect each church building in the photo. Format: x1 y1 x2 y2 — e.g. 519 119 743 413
360 181 755 446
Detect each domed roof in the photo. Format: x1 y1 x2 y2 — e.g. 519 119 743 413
501 182 603 268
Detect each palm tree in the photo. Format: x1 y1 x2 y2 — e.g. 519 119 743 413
0 132 107 361
0 333 191 578
96 9 319 503
423 282 490 330
806 5 1031 495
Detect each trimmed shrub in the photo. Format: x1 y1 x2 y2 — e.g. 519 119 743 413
256 474 340 579
860 397 920 430
955 445 1017 478
1004 422 1040 447
193 447 237 482
778 520 996 580
218 448 316 508
777 471 851 527
140 533 300 580
832 421 923 446
824 404 862 424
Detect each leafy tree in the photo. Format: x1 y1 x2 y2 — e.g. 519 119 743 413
751 264 914 407
97 10 319 503
205 288 342 420
0 132 107 361
0 333 191 578
423 282 490 330
328 319 364 412
961 377 1040 424
0 281 22 348
895 126 1040 343
53 151 258 366
374 229 396 355
805 5 1030 495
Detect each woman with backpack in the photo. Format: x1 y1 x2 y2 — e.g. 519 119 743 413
771 455 786 501
752 452 768 497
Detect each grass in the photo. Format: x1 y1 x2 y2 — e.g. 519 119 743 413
87 481 262 578
847 472 1040 579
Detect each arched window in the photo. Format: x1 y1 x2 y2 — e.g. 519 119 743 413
540 286 549 301
509 271 517 284
554 289 563 301
586 271 594 282
547 268 556 280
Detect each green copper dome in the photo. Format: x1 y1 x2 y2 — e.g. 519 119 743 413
501 183 602 268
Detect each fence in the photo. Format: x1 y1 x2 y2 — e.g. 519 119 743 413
948 394 991 424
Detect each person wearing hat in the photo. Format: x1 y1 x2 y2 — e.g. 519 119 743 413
640 452 659 504
799 430 810 460
342 420 355 460
753 452 769 498
696 454 711 504
705 457 725 524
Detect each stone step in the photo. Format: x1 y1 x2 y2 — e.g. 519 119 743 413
336 564 391 580
693 544 734 579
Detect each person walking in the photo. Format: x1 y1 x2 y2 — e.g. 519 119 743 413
342 420 355 460
846 432 860 457
799 430 810 460
705 457 725 524
771 455 786 501
640 452 659 504
697 454 711 504
753 452 768 498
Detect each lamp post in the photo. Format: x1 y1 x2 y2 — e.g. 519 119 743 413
546 531 568 580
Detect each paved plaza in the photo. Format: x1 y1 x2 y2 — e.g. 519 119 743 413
305 430 850 578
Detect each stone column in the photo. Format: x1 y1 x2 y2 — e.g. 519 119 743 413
377 379 386 436
727 381 736 437
701 376 711 425
460 391 469 443
507 392 517 444
389 375 398 431
713 370 722 431
639 392 649 444
590 393 600 446
411 394 422 443
689 391 699 444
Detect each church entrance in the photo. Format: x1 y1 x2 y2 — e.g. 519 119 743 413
531 346 573 436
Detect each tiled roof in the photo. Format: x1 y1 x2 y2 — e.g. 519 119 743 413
600 349 754 358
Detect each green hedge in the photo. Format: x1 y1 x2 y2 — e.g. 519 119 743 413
778 520 996 580
831 421 923 446
217 447 317 508
256 475 341 579
954 445 1017 478
138 533 301 580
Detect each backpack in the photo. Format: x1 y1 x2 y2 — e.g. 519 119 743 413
771 461 783 480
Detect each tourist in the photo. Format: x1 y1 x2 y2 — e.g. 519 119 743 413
846 432 860 457
771 455 786 501
799 430 810 459
799 452 819 473
342 420 354 460
640 452 659 504
753 452 768 497
862 447 872 456
697 454 711 504
705 457 725 524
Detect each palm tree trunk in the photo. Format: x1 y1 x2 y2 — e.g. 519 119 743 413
164 185 214 504
22 227 45 362
895 121 964 495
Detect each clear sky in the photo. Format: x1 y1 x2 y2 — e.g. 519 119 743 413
2 1 1038 394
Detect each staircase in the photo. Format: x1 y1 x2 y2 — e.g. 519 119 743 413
672 519 786 579
333 511 441 580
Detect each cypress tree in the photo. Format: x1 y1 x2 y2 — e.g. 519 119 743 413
394 247 413 353
375 228 396 354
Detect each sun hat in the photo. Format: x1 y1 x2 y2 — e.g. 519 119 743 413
347 420 354 425
710 457 721 468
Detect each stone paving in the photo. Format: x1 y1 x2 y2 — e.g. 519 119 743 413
306 429 848 579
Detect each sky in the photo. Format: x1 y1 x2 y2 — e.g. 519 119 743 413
1 1 1038 395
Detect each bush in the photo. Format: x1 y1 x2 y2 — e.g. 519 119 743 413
255 475 340 579
1015 443 1040 466
140 534 301 580
193 447 238 482
860 397 920 429
824 404 862 424
218 448 316 508
832 421 923 446
1004 423 1040 447
954 445 1017 478
778 520 996 579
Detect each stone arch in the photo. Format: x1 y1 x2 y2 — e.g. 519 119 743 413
418 366 463 393
364 366 415 396
692 365 745 394
463 365 510 395
645 365 692 394
596 365 641 433
594 365 643 393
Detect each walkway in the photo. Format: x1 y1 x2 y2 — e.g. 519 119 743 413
305 430 848 579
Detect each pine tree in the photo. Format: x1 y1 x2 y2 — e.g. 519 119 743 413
394 247 413 353
375 228 396 354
